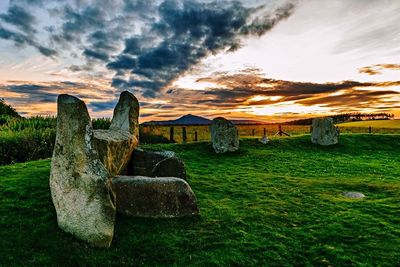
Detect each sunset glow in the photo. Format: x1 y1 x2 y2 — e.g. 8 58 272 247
1 0 399 121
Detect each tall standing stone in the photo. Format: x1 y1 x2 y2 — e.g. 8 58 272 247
210 117 239 153
311 117 339 146
50 94 115 248
93 91 139 177
110 91 139 139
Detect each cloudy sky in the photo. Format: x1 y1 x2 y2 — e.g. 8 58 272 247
1 0 400 122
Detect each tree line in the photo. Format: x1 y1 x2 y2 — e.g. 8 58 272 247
284 112 395 125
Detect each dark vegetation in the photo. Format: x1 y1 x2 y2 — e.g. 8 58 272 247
1 135 399 266
0 98 20 119
0 100 169 165
285 112 394 125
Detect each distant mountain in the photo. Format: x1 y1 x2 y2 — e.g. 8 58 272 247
142 114 267 126
142 114 211 126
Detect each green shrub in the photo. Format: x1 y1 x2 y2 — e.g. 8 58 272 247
0 128 55 165
92 118 111 129
0 116 56 132
0 116 172 165
0 98 20 118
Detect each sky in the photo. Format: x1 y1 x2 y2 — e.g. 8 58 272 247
0 0 400 122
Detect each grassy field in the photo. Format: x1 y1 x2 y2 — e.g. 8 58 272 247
142 123 400 143
141 124 312 143
338 119 400 128
1 134 400 266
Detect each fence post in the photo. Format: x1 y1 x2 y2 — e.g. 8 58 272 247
194 131 198 142
252 129 255 136
170 127 174 142
182 127 187 143
369 126 372 134
263 128 266 136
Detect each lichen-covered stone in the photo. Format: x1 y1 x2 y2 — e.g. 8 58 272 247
50 94 115 248
110 91 139 139
112 176 199 218
210 117 239 153
342 192 365 199
126 148 186 180
93 91 139 177
311 118 339 146
93 130 138 177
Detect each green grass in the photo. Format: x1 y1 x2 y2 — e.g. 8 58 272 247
1 134 400 266
338 119 400 128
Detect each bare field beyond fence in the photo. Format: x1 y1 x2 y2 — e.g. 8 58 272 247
141 124 400 143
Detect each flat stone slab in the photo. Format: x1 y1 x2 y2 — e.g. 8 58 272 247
111 176 199 218
342 191 365 199
93 129 138 177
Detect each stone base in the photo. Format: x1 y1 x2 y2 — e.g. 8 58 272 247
111 176 199 218
126 148 186 180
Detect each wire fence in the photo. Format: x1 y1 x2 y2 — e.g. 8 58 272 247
141 124 400 143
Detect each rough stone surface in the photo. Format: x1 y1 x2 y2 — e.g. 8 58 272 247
50 94 115 248
342 192 365 199
93 91 139 177
260 136 269 144
126 148 186 180
112 176 199 218
93 130 138 177
110 91 139 139
311 118 339 146
210 117 239 153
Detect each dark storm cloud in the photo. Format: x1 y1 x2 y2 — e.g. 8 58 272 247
53 5 106 44
2 83 59 102
0 0 296 96
156 71 400 113
196 74 387 102
0 4 36 34
359 63 400 76
106 0 296 97
1 81 115 106
83 48 109 62
0 24 57 56
0 2 57 57
298 90 399 107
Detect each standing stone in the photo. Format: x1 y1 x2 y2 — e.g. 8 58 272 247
126 148 187 180
210 117 239 153
311 118 339 146
50 94 115 247
93 91 139 177
110 91 140 139
112 176 199 218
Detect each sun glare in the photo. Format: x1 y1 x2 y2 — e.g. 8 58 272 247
249 103 332 116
